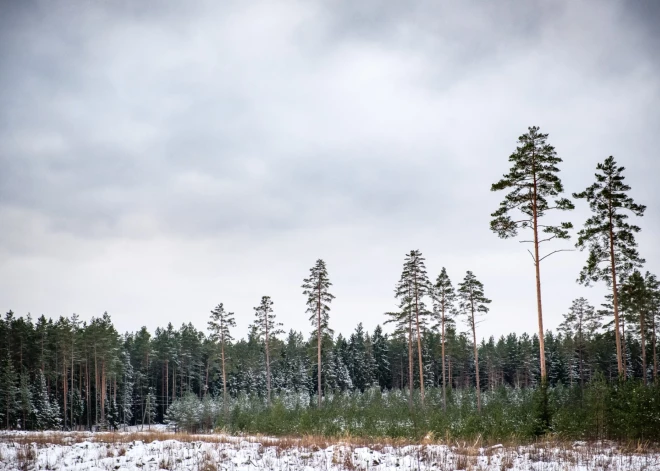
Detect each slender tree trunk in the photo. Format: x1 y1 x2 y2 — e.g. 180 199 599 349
101 360 106 424
265 314 271 405
71 337 74 429
652 312 658 382
221 333 228 418
407 314 414 409
441 299 447 411
608 203 624 377
532 173 547 383
317 286 322 408
63 359 67 429
413 273 425 405
94 346 98 426
470 297 481 412
165 359 169 413
641 310 647 384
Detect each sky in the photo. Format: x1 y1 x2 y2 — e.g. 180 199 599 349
1 0 658 342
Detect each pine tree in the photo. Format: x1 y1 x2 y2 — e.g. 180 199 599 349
645 272 660 383
558 298 600 387
253 296 283 404
458 271 491 412
0 353 19 429
301 259 335 407
208 303 235 417
433 267 456 411
490 126 574 382
574 156 646 377
620 271 652 383
395 250 431 405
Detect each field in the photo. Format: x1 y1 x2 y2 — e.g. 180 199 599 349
1 429 660 471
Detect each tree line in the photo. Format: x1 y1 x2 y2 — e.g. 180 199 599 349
0 126 656 435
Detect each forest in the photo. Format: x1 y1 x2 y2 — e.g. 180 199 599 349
1 127 658 441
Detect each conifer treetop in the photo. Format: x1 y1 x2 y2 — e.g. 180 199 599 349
490 126 574 246
573 156 646 286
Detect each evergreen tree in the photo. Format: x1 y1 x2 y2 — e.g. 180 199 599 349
432 267 456 410
645 272 660 382
620 271 651 383
301 259 334 407
253 296 283 404
458 271 491 412
574 156 646 377
120 350 134 429
32 370 61 430
208 303 235 417
18 372 33 429
371 325 390 390
395 250 431 405
0 353 18 428
559 298 600 387
490 126 574 382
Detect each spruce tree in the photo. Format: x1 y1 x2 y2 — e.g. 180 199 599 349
490 126 574 382
371 325 390 390
558 298 600 387
253 296 283 404
395 250 431 405
457 271 491 412
573 156 646 377
0 353 18 429
433 267 456 411
208 303 235 417
301 259 334 407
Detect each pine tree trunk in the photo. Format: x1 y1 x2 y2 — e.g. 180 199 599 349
221 333 228 418
63 360 67 429
608 201 624 377
652 312 658 383
441 300 447 411
532 173 547 383
641 310 647 384
470 298 481 412
317 285 322 408
413 273 425 405
407 315 414 409
265 315 271 405
165 359 169 414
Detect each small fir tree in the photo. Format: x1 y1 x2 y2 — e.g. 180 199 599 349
558 298 600 387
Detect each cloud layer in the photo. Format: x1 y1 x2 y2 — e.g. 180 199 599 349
1 0 658 339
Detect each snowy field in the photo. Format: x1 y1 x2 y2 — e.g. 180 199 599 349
1 431 660 471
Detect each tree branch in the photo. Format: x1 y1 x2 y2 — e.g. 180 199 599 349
527 249 537 264
538 249 574 263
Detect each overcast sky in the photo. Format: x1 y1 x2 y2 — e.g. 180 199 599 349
1 0 658 342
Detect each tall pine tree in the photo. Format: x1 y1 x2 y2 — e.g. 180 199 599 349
302 259 334 407
253 296 283 404
208 303 235 416
433 267 456 411
458 271 491 412
490 126 574 382
574 156 645 377
395 250 431 405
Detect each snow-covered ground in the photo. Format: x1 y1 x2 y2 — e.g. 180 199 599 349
1 431 659 471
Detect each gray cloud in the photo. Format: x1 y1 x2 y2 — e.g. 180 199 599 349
0 0 658 339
